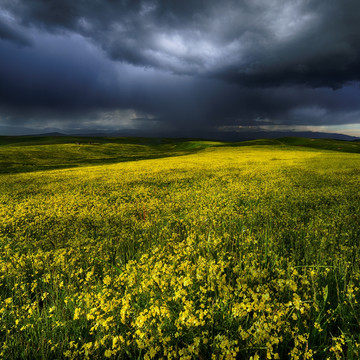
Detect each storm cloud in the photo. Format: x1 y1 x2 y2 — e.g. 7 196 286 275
1 0 360 137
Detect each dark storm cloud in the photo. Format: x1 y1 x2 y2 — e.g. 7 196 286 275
0 36 120 111
4 0 360 88
0 10 32 46
1 0 360 136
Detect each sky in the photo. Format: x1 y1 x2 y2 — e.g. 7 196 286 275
1 0 360 138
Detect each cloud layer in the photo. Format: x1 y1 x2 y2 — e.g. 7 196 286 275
1 0 360 136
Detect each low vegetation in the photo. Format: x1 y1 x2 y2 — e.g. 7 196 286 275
0 137 359 359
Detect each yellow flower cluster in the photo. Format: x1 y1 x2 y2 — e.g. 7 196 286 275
0 145 360 358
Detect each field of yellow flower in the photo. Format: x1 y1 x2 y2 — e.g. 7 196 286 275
1 139 360 359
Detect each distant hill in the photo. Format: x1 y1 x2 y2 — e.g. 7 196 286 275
1 124 358 141
276 137 360 153
1 134 360 174
68 130 358 141
25 132 66 137
204 130 358 142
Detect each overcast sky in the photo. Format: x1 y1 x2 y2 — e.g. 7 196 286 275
1 0 360 137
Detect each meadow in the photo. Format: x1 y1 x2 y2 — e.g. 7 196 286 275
0 136 360 359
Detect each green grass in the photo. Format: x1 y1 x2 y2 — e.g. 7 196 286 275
277 137 360 153
1 135 359 175
0 136 223 174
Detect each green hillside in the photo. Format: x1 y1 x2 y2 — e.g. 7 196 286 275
1 136 359 174
0 136 220 174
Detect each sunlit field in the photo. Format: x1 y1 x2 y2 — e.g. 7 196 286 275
1 137 360 359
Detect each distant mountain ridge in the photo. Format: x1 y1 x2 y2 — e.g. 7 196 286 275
24 132 66 137
0 125 358 141
34 130 359 141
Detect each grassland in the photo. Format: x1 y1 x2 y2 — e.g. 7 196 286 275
0 136 223 174
0 136 360 359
